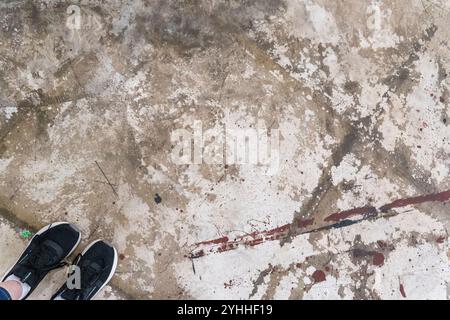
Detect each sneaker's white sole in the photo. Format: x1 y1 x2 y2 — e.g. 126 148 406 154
0 222 82 286
80 239 118 300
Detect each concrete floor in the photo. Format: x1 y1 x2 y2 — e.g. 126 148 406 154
0 0 449 299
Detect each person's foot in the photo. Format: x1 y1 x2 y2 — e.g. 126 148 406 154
1 222 81 300
52 240 118 300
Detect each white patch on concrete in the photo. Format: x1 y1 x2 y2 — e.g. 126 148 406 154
0 106 17 120
272 43 292 69
359 83 388 117
303 273 353 300
118 184 154 235
0 157 13 174
242 63 256 80
372 241 450 299
363 1 401 49
331 153 361 186
285 0 340 45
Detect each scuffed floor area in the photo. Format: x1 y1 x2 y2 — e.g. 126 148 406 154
0 0 449 299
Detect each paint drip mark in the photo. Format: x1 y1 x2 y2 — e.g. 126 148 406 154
399 283 407 298
189 189 450 259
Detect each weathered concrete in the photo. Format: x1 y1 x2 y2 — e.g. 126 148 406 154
0 0 449 299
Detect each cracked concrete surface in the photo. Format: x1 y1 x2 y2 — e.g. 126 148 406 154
0 0 449 299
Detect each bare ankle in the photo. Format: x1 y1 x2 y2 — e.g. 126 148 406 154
0 280 23 300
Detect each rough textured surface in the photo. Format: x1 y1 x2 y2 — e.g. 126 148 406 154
0 0 449 299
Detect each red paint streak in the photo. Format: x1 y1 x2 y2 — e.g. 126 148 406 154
380 189 450 212
312 270 326 283
189 188 450 259
324 206 377 222
399 284 406 298
372 252 385 266
217 244 235 253
196 236 229 246
264 224 290 236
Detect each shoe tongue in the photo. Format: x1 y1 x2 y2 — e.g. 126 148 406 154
85 261 102 273
81 260 103 287
34 239 65 266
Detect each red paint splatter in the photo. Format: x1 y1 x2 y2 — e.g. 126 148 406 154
312 270 326 283
217 244 235 253
436 236 446 243
189 188 450 259
119 254 125 261
372 252 385 266
399 284 406 298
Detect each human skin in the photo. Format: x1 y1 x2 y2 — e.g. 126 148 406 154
0 281 22 300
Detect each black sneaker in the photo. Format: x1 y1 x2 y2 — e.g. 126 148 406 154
51 240 118 300
1 222 81 299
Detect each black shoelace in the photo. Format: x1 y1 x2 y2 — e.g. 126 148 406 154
64 255 108 300
20 237 67 273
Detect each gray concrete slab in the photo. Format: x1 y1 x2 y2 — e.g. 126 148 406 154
0 0 449 299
